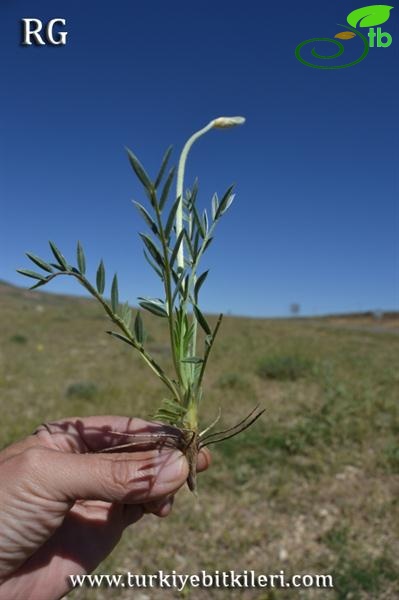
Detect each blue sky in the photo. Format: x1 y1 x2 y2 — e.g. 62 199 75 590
1 0 398 316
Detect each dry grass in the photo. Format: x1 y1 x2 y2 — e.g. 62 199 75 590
1 281 398 599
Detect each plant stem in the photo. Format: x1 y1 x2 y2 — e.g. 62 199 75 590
175 121 215 271
175 121 216 395
174 119 242 427
186 218 218 356
197 313 223 389
151 190 181 386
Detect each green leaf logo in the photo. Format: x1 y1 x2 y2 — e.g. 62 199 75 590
347 5 393 28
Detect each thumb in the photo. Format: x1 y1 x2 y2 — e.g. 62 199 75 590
27 446 189 504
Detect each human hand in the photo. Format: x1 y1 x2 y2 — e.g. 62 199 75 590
0 416 211 600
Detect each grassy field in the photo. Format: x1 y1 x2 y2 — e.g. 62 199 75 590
1 280 398 599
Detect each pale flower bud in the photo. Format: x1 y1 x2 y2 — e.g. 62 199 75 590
212 116 246 129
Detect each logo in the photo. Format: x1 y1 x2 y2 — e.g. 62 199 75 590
21 18 68 46
295 4 393 69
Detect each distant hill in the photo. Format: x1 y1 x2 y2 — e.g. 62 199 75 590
0 279 397 328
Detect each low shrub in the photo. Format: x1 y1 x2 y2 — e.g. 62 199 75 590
256 354 314 381
66 381 98 400
9 334 28 344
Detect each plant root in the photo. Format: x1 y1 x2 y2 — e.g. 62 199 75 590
94 405 264 493
198 405 265 449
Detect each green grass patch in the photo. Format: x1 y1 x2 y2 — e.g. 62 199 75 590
65 381 99 400
322 526 349 554
256 354 314 381
333 555 397 600
381 440 399 473
216 372 249 391
214 418 325 486
9 334 28 344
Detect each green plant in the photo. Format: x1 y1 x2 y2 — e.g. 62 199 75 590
382 440 399 473
332 554 398 599
9 334 28 344
18 116 264 492
66 382 98 400
257 354 314 381
216 372 249 391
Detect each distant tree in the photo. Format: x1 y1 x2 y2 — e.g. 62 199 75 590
290 303 300 317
